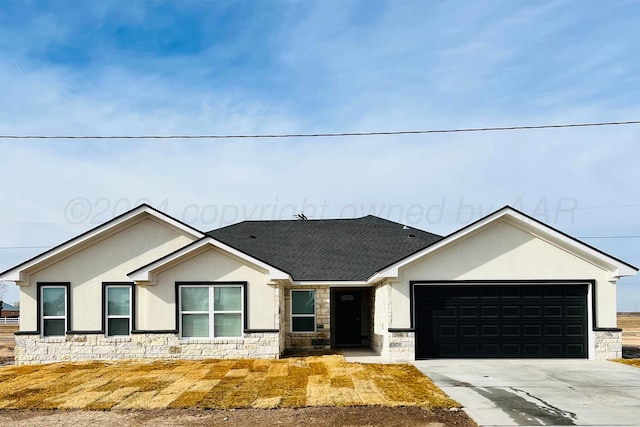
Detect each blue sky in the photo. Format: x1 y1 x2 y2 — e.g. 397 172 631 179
0 0 638 309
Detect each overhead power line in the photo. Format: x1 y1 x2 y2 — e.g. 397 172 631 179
0 246 52 250
577 236 640 239
1 234 640 250
0 120 639 140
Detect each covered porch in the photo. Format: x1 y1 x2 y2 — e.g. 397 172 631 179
282 285 379 354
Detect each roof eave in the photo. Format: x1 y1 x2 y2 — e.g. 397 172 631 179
375 206 639 279
0 204 204 284
129 236 291 284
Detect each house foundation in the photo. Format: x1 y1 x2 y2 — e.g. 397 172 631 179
594 329 622 360
13 331 280 365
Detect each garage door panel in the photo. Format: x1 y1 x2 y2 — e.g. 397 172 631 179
545 344 563 356
523 325 542 337
439 325 457 336
566 306 584 317
545 306 562 317
567 344 585 356
481 325 499 336
459 306 478 317
460 344 479 356
481 306 499 317
481 288 500 298
524 344 543 356
524 306 542 317
523 287 543 298
566 325 584 336
415 284 588 359
459 288 481 299
545 325 563 336
565 287 585 297
503 325 520 336
503 306 520 317
439 306 456 317
481 344 500 356
503 344 520 356
460 325 478 336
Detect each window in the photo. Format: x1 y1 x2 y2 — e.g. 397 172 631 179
179 285 243 338
106 285 131 337
41 285 67 337
291 290 315 332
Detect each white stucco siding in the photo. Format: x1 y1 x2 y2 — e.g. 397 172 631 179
20 218 195 332
147 247 276 331
390 220 616 328
18 291 38 332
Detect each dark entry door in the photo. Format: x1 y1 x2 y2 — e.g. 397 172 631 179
414 283 588 359
335 291 361 346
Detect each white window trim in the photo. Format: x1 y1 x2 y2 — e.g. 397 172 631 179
105 285 132 337
179 284 244 339
291 289 316 333
41 285 67 338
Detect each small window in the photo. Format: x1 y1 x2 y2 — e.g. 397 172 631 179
291 290 315 332
106 286 131 337
41 286 67 337
180 285 243 338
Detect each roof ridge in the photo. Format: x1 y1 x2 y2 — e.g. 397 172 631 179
207 214 400 233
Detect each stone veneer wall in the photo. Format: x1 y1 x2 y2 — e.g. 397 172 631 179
277 282 286 355
371 282 390 356
387 331 415 362
283 286 330 351
14 332 280 365
594 329 622 359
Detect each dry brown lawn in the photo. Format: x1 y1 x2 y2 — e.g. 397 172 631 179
615 359 640 368
0 355 459 411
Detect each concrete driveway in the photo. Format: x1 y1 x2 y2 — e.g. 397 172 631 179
413 359 640 426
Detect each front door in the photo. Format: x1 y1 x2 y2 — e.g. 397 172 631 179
335 290 361 346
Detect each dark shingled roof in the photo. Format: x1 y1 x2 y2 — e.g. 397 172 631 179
207 215 443 281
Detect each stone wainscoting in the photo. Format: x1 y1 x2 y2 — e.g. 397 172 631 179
594 329 622 360
386 330 414 362
14 331 280 365
371 333 384 355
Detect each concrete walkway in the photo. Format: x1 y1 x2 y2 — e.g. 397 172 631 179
413 359 640 427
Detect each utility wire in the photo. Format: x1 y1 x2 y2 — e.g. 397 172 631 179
1 235 640 249
578 236 640 239
0 246 52 250
0 120 639 140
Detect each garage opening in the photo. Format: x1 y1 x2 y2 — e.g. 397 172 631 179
414 283 588 359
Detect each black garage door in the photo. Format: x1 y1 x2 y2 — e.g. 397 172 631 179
414 283 588 359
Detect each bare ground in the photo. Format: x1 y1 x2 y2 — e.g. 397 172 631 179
0 326 16 366
619 313 640 359
0 407 475 427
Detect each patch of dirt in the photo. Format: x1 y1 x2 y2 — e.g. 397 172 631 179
622 343 640 359
0 326 16 366
620 313 640 359
618 313 640 332
0 407 476 427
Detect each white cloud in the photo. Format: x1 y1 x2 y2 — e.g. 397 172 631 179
0 1 638 309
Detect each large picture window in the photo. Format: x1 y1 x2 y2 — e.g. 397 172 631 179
291 290 315 332
180 284 243 338
106 285 131 337
41 285 67 337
